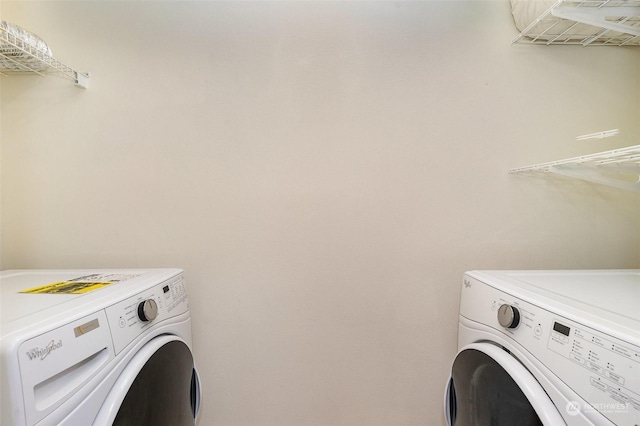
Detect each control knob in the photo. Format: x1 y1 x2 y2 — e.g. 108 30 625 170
497 304 520 329
138 299 158 322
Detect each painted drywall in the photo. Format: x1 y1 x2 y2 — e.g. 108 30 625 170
1 1 639 425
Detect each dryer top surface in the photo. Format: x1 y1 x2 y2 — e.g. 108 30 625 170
466 269 640 342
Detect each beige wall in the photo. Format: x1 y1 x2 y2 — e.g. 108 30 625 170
1 1 639 425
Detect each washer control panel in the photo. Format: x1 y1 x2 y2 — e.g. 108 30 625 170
105 274 189 354
461 274 640 426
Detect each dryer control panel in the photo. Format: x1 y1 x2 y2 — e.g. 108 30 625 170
546 318 640 412
104 274 189 354
460 274 640 426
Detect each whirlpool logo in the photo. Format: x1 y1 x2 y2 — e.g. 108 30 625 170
25 340 62 361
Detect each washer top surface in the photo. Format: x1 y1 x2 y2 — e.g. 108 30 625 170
466 269 640 342
1 269 182 337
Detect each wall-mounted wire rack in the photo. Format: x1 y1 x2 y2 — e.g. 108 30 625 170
510 145 640 191
0 23 89 88
512 0 640 46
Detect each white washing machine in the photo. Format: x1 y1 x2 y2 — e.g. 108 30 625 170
444 270 640 426
0 268 201 426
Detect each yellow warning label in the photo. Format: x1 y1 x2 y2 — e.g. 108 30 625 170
20 281 114 294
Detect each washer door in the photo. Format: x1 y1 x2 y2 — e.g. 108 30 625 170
444 343 565 426
94 335 201 426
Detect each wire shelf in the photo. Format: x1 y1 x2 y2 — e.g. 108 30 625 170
510 145 640 191
0 24 89 88
512 0 640 46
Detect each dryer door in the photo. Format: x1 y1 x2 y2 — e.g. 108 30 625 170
444 342 565 426
94 335 201 426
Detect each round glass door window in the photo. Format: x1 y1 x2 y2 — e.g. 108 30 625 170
113 340 198 426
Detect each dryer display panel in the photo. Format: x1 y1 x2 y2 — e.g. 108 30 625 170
552 322 570 337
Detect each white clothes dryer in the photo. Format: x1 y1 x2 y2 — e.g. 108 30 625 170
0 269 201 426
444 270 640 426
